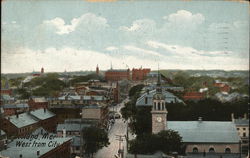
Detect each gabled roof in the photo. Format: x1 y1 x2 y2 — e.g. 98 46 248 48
136 89 183 106
168 121 240 143
30 109 55 120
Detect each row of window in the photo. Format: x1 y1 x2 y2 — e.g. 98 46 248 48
193 147 231 153
237 127 249 131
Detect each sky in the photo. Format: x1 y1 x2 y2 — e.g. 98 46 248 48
1 0 249 73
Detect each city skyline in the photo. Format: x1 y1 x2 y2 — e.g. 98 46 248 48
2 0 249 73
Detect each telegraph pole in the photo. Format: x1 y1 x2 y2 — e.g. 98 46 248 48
115 135 125 158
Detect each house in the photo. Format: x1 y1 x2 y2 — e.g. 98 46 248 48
213 80 231 93
136 89 183 107
0 95 15 105
1 112 39 136
105 69 130 81
215 92 242 103
28 97 48 110
30 108 57 132
0 127 71 158
2 103 29 116
56 123 91 156
81 103 109 129
183 92 205 102
1 80 12 96
0 130 7 151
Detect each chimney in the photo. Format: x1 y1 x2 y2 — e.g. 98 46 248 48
243 113 247 120
231 113 235 122
198 117 202 122
63 128 66 138
16 113 19 118
37 151 40 156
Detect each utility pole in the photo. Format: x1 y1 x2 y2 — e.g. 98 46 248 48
116 135 125 158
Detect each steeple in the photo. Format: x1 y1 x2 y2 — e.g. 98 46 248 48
110 62 113 70
156 65 162 94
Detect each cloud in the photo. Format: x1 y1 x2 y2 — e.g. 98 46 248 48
43 13 109 35
123 45 163 57
147 40 232 57
163 10 205 26
120 19 156 33
106 46 118 51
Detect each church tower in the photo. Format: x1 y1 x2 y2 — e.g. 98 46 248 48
96 65 99 75
151 71 168 134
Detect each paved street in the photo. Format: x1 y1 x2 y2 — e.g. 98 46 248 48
95 99 129 158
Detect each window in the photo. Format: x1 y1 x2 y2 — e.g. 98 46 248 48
237 128 239 130
225 148 231 153
243 132 246 137
243 128 246 130
193 147 198 153
209 147 215 153
158 103 161 110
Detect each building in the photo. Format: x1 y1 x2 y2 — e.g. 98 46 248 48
1 112 39 136
0 130 7 151
57 122 91 156
183 92 205 102
1 80 12 96
143 73 241 156
81 103 109 128
2 103 29 116
0 95 15 105
232 113 249 154
105 69 130 81
132 68 151 81
28 97 48 110
96 65 99 75
30 108 57 132
213 80 231 93
1 109 56 136
0 128 71 158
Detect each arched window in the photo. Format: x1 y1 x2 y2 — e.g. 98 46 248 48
225 148 231 153
209 147 215 153
193 147 198 153
158 102 161 110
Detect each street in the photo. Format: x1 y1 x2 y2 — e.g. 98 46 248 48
95 99 128 158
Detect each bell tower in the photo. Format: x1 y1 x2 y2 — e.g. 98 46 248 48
151 70 168 134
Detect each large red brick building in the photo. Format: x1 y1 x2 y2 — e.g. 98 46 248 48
105 69 130 81
132 68 151 81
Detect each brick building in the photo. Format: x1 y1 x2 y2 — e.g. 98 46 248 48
0 127 71 158
28 97 48 110
105 69 130 81
132 68 150 81
2 103 29 116
1 80 12 96
30 108 57 132
183 92 205 101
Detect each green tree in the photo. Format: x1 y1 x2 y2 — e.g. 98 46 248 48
82 126 110 158
129 130 183 155
17 88 31 99
128 84 144 98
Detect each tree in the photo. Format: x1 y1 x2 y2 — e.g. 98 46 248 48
129 130 183 155
82 126 110 158
128 84 144 98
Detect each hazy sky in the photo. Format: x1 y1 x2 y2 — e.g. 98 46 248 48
2 0 249 73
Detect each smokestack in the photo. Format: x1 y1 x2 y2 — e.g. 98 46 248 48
231 113 235 122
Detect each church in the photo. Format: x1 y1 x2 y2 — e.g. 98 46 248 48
137 73 241 156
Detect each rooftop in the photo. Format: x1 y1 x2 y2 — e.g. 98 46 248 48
30 108 55 120
5 113 38 128
168 121 240 143
57 123 91 131
0 128 71 158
